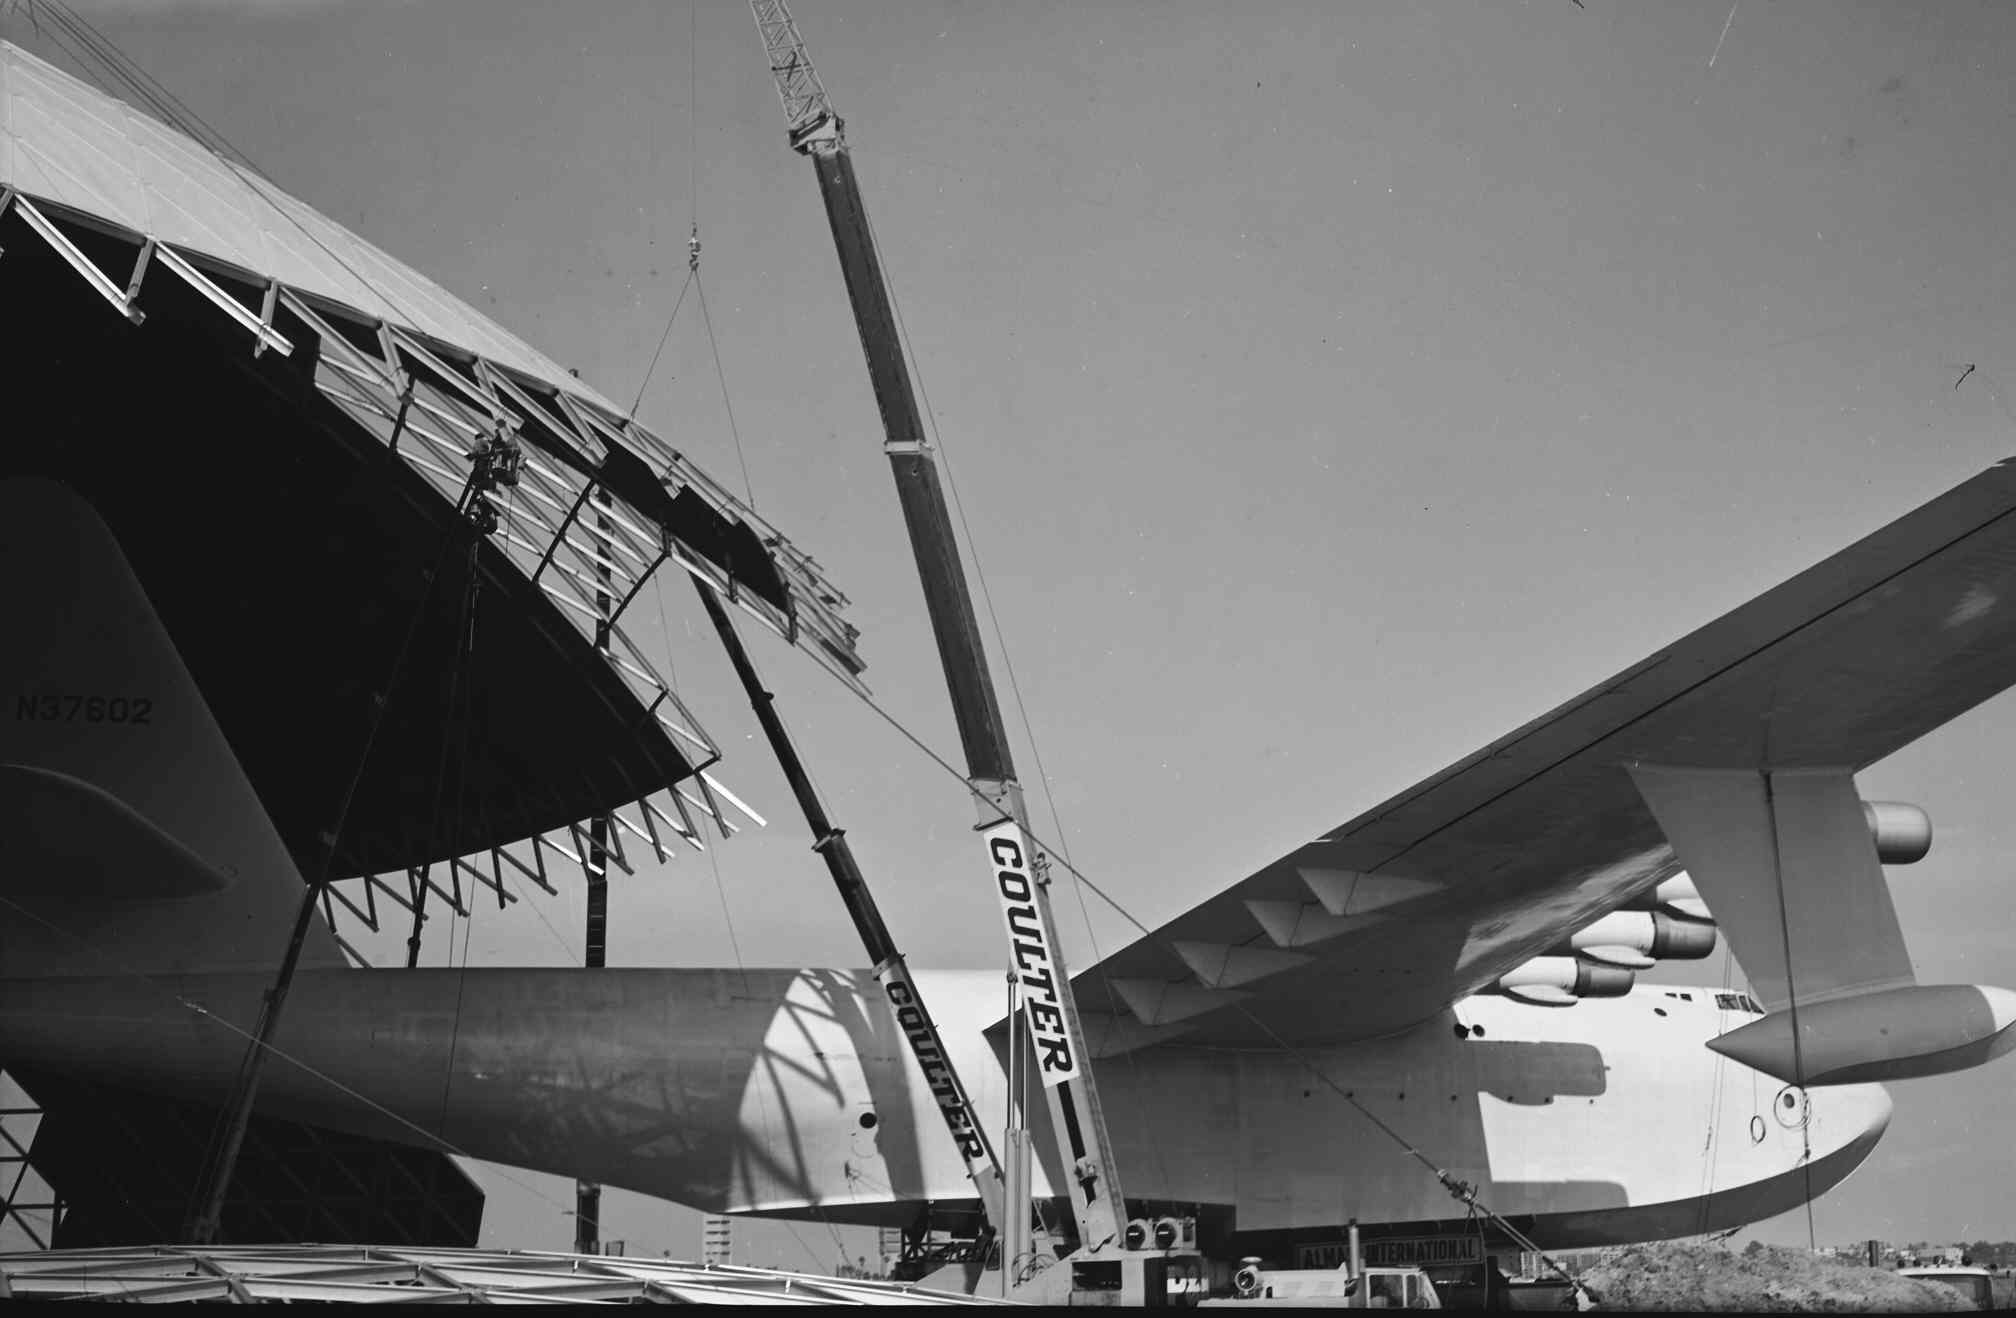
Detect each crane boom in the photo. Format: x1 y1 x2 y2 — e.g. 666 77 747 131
749 0 1128 1269
693 579 1008 1245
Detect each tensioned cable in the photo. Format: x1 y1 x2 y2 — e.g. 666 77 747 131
409 538 482 967
692 273 758 511
1756 696 1819 1255
30 1 441 353
436 544 490 1132
813 651 1595 1298
688 0 698 235
30 4 256 173
630 1 756 512
704 842 754 1003
1693 941 1738 1238
630 270 696 418
24 7 209 159
1761 773 1819 1254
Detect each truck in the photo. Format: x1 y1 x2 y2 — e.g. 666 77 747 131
1199 1260 1443 1309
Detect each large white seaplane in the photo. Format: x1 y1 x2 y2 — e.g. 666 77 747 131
2 10 2015 1301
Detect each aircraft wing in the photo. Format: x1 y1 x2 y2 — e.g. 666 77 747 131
1069 457 2016 1049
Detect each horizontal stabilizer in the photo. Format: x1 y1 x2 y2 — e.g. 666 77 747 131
0 764 233 900
1707 984 2016 1085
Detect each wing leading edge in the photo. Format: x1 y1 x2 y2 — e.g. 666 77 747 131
1071 457 2016 1049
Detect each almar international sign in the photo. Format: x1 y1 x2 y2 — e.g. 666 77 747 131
1295 1235 1484 1269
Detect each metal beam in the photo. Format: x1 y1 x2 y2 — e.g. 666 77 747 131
11 196 145 324
154 244 294 356
694 578 1014 1246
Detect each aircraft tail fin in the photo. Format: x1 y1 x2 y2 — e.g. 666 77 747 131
0 478 342 977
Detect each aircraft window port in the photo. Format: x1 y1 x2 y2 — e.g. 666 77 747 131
858 1112 878 1130
1653 1007 1668 1017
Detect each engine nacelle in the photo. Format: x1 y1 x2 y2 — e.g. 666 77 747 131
1630 800 1927 922
1492 955 1635 1006
1552 910 1719 967
1864 801 1932 864
1626 873 1711 921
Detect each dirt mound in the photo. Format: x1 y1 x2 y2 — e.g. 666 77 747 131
1577 1242 1970 1312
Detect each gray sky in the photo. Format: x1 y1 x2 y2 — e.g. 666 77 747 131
10 0 2016 1264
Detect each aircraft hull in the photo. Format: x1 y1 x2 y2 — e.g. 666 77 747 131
0 966 1886 1247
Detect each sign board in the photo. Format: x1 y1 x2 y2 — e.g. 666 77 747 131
1365 1236 1485 1268
877 966 988 1161
1295 1236 1484 1270
984 819 1080 1087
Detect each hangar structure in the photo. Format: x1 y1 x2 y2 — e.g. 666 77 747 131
0 37 863 1248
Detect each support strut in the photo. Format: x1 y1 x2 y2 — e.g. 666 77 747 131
576 493 614 1256
694 579 1022 1251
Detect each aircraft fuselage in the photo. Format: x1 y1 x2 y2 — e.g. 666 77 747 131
0 967 1888 1248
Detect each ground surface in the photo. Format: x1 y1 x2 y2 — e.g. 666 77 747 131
1576 1243 1973 1312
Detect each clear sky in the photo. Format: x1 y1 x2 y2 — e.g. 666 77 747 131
8 0 2016 1266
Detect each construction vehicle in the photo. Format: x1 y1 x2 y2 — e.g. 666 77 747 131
1200 1222 1442 1310
1204 1262 1443 1309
